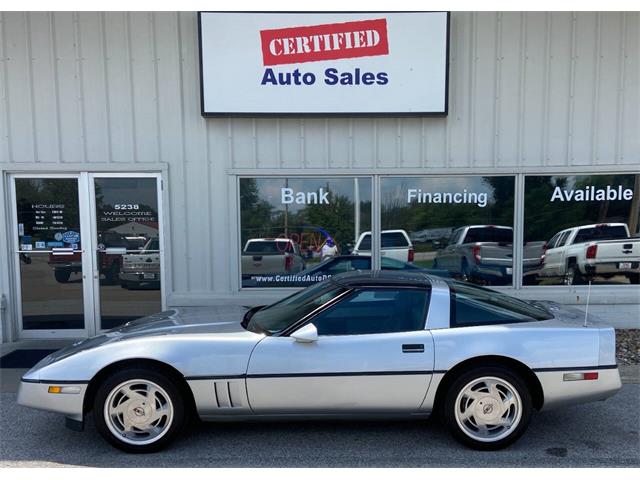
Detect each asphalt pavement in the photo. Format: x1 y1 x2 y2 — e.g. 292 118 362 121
1 385 638 467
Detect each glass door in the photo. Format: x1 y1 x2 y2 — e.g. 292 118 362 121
11 175 91 337
90 174 163 331
11 173 164 338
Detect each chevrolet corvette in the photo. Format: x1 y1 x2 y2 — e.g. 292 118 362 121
18 271 621 453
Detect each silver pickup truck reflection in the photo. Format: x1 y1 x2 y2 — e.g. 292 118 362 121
18 272 620 453
434 225 545 285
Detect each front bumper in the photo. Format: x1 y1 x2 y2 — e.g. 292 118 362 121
17 380 87 422
536 367 622 411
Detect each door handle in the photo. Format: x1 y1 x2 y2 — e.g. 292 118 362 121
402 344 424 353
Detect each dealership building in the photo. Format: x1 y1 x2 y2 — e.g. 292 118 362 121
0 11 638 342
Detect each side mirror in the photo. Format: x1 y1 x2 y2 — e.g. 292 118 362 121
291 323 318 343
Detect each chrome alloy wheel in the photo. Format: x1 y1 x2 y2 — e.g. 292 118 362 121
104 379 174 446
454 376 523 443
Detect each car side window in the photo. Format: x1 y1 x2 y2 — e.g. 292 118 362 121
358 234 372 251
450 282 549 328
311 288 430 336
449 229 462 245
555 231 569 248
546 233 559 249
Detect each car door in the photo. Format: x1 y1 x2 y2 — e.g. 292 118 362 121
437 228 461 271
246 287 434 414
545 231 570 276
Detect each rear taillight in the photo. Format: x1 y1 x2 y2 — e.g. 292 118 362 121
540 243 547 265
563 372 598 381
472 244 481 264
586 244 598 259
284 255 293 271
408 248 414 263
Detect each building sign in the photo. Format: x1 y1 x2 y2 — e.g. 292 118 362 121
198 12 449 115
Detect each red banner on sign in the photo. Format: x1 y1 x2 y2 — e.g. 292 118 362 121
260 18 389 66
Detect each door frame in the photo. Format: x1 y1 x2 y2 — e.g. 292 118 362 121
7 171 167 339
88 172 166 334
9 173 91 339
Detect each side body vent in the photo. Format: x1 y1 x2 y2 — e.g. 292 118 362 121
213 380 244 408
187 378 251 416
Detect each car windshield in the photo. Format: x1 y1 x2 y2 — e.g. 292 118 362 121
445 280 553 321
247 280 348 334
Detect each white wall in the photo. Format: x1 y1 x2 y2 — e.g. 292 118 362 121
1 12 639 322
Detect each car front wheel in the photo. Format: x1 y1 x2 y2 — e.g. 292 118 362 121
93 368 185 453
443 366 532 450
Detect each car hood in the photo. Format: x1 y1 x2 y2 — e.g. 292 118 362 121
32 306 253 370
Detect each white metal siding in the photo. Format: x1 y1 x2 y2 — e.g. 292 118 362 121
1 11 639 302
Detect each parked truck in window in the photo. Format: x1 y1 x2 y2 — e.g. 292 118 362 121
241 238 306 280
433 225 546 285
538 223 640 285
352 229 414 263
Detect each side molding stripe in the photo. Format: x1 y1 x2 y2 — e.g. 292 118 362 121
532 364 618 373
21 378 89 384
186 370 446 381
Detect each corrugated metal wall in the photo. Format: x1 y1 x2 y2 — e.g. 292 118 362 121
1 12 639 299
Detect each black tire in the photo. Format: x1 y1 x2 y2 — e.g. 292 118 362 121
93 367 186 453
443 366 532 451
565 263 584 285
54 269 71 283
627 273 640 285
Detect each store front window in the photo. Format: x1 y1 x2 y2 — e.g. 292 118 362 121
380 176 516 286
239 177 372 287
523 174 640 286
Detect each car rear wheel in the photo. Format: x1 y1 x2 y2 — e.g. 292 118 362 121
443 366 532 450
93 368 185 453
564 264 583 285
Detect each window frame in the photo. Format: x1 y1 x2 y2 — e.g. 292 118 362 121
237 175 374 291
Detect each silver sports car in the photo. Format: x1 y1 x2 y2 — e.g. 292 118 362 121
18 271 621 453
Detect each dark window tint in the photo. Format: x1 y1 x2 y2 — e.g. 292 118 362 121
358 234 372 251
244 241 292 254
556 231 570 248
382 232 410 248
463 227 513 244
574 225 628 244
357 232 410 251
448 281 553 328
248 281 347 334
323 258 370 275
312 288 429 336
381 257 418 270
145 239 160 251
546 233 560 249
449 229 463 245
